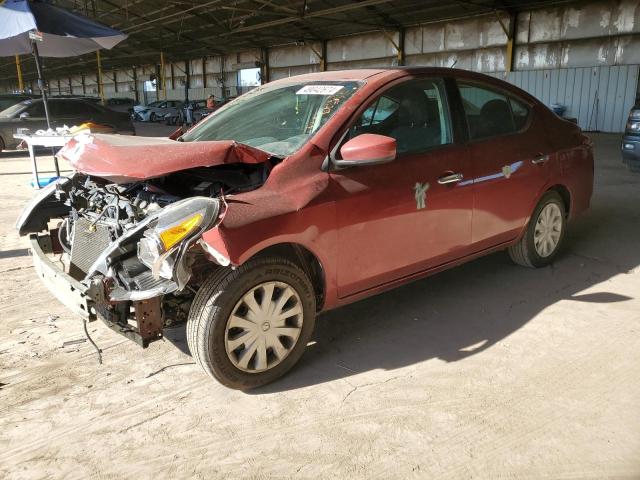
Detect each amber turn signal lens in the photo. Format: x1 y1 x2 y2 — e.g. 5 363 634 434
158 213 203 250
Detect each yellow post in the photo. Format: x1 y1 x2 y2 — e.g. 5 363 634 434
96 50 105 102
160 51 167 100
506 37 514 72
15 55 24 91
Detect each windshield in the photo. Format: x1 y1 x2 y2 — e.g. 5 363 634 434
181 80 362 156
0 100 29 118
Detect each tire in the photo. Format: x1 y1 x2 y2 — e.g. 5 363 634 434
150 112 157 122
187 256 316 390
0 136 5 152
508 191 567 268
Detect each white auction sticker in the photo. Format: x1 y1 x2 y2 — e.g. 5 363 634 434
296 85 344 95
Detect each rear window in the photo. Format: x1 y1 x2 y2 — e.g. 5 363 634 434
458 82 530 140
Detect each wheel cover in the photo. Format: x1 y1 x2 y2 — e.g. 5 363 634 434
224 281 303 373
534 203 563 258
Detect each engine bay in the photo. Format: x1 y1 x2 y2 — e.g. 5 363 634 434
61 162 270 244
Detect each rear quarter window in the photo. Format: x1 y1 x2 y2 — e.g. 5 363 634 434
458 81 531 140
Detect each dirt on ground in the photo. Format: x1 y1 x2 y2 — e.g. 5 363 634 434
0 132 639 479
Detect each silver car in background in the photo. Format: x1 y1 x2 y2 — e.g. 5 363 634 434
132 100 182 122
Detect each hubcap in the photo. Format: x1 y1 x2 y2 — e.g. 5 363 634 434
534 202 563 258
225 282 303 373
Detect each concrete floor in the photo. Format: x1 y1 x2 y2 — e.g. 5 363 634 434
0 133 639 479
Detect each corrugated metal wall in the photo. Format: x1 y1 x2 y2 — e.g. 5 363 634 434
492 65 639 132
7 0 639 132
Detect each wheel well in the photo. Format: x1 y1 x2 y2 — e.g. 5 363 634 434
548 184 571 217
251 243 326 311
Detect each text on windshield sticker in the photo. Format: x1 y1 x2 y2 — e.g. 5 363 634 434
296 85 344 95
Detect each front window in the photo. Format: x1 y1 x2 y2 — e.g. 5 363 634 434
348 78 452 154
181 80 362 156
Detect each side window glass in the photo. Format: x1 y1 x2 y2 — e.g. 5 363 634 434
458 82 515 139
349 78 452 154
27 102 45 117
359 96 399 127
61 101 89 116
509 97 530 130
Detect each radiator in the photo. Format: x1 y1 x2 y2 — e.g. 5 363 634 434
69 218 114 279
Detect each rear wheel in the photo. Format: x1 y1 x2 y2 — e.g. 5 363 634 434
0 135 4 151
187 256 316 390
508 191 566 268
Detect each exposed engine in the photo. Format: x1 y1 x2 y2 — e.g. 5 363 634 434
60 163 268 247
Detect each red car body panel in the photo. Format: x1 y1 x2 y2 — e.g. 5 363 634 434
66 67 594 312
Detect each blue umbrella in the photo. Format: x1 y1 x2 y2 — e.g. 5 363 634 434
0 0 127 128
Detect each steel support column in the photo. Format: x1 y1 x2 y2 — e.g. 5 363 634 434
261 47 270 84
132 68 139 103
160 52 167 100
96 50 105 102
202 57 207 88
15 55 24 91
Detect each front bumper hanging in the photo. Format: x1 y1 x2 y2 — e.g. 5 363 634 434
29 233 164 347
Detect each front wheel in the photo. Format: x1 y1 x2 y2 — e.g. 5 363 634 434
187 256 316 390
508 191 567 268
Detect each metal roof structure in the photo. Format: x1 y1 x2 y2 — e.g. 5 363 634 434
0 0 577 83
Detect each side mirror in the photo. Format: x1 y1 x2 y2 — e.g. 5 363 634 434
334 133 396 168
19 112 30 120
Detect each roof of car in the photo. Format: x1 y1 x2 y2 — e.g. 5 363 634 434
269 67 504 84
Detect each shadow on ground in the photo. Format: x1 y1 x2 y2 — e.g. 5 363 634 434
163 194 639 393
117 133 640 391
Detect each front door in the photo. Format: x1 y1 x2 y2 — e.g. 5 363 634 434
331 77 474 298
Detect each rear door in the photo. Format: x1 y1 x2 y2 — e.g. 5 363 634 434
332 77 474 298
456 81 554 249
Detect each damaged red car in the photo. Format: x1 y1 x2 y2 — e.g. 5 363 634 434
16 68 593 389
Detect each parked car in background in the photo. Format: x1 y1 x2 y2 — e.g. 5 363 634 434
106 97 137 113
0 93 38 111
17 68 593 389
164 100 208 126
0 97 134 150
622 104 640 172
133 99 182 122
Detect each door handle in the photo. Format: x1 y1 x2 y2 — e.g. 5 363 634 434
531 154 550 165
438 173 464 184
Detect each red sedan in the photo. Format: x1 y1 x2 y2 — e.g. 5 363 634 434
17 68 593 389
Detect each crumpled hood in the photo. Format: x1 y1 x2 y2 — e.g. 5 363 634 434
58 133 271 182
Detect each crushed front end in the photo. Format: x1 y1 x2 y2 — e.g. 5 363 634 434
16 174 229 347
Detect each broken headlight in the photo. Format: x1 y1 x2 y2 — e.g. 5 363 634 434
138 197 219 281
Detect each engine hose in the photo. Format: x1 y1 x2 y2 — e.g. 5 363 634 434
58 218 72 254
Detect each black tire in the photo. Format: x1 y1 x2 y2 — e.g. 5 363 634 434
187 256 316 390
0 135 5 151
150 112 157 122
508 191 567 268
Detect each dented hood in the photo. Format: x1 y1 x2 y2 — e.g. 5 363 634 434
58 133 271 182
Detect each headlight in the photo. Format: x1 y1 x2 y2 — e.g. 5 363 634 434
138 197 219 281
627 121 640 131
